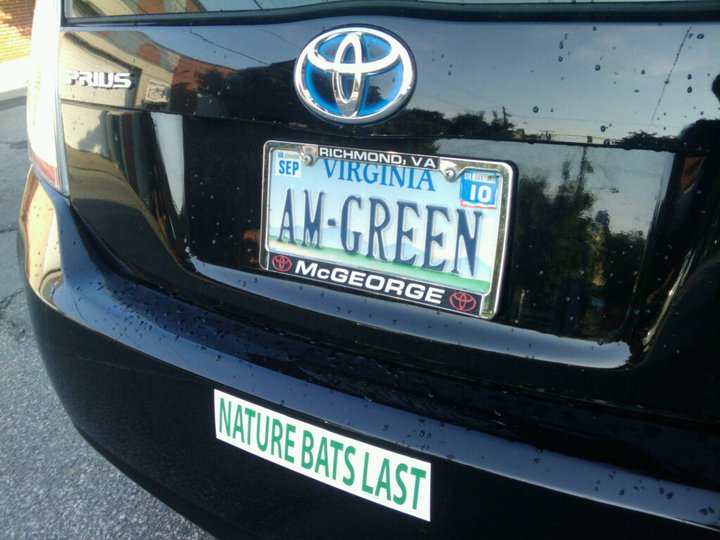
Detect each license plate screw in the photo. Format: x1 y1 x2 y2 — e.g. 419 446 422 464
443 168 457 181
303 152 315 166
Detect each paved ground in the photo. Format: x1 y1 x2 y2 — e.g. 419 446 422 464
0 100 214 539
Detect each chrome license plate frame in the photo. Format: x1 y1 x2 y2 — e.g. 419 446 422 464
260 141 513 319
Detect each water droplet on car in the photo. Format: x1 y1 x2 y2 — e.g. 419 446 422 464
600 125 606 132
634 89 640 93
697 33 704 39
595 64 601 71
558 56 563 62
592 25 597 31
532 106 539 113
687 86 693 93
687 74 692 80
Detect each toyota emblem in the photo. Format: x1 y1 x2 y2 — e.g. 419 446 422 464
294 26 415 125
449 291 478 313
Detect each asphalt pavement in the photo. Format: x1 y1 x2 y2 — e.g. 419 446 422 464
0 99 214 538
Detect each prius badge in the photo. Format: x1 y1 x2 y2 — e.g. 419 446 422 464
294 27 415 125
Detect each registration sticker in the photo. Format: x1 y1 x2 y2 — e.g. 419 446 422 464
260 141 513 319
214 389 432 521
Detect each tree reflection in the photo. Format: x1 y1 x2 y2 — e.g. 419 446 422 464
619 130 680 151
512 148 646 338
375 107 534 141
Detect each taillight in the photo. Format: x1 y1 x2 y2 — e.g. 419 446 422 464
26 0 68 194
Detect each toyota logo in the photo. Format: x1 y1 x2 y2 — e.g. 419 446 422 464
294 27 415 125
271 255 293 273
449 291 478 313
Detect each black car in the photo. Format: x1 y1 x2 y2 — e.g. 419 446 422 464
20 0 720 536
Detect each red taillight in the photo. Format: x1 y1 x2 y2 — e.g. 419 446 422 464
26 0 68 194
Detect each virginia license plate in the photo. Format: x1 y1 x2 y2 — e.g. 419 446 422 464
260 141 513 318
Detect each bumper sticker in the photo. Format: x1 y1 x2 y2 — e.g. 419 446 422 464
214 389 431 521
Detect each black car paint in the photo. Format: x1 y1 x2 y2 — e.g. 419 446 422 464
19 4 720 536
20 171 720 536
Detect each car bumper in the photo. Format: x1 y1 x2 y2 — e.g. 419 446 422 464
18 170 720 537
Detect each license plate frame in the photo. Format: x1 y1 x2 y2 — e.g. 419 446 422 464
260 141 513 319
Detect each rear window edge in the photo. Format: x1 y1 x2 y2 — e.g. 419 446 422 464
64 0 720 26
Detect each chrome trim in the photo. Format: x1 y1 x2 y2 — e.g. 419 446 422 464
294 26 415 125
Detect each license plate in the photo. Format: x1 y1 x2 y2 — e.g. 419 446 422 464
260 141 513 319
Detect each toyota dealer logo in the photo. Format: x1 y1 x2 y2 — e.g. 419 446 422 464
271 255 293 273
294 26 415 125
449 291 478 313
